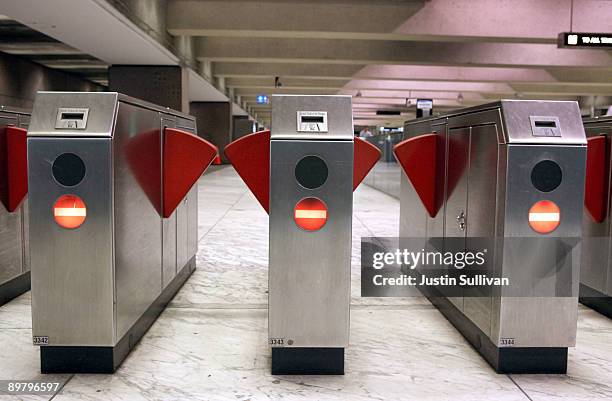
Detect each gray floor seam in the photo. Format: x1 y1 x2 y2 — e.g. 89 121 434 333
507 374 534 401
49 374 74 401
197 188 250 244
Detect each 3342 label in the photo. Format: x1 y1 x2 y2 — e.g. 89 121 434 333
32 336 49 345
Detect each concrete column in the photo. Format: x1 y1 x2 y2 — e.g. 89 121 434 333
108 65 189 113
190 102 232 163
232 115 253 140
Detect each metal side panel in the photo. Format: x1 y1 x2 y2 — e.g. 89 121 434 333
499 144 586 347
21 199 29 272
162 210 178 288
171 121 197 272
399 120 432 240
581 127 612 294
114 102 163 341
187 185 198 259
29 138 114 346
161 118 178 289
463 124 500 338
399 172 427 238
490 144 508 345
181 185 197 268
269 140 352 348
427 123 448 239
19 115 31 272
0 200 23 283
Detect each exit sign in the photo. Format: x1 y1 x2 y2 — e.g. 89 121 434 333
256 95 269 104
558 32 612 49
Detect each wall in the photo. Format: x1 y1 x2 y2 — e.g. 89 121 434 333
0 51 102 109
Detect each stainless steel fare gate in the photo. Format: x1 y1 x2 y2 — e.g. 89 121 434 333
225 95 380 374
27 92 218 373
0 106 30 306
394 100 586 374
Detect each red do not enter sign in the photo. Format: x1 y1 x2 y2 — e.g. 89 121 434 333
53 194 87 229
294 197 328 231
528 200 560 234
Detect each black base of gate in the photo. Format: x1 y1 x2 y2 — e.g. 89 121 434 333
0 271 30 307
271 347 344 375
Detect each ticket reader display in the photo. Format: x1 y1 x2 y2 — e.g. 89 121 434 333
580 115 612 317
0 106 30 305
395 100 586 374
28 92 218 373
225 95 380 374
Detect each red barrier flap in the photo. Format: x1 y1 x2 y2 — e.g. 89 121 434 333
353 138 382 191
0 126 28 213
163 128 218 218
393 134 439 218
224 130 270 213
585 135 608 223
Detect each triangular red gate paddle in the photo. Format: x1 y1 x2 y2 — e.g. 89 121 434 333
393 134 440 218
163 128 218 218
353 138 382 191
224 130 271 214
585 135 608 223
0 126 28 212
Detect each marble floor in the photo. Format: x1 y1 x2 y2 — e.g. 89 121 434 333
1 166 612 400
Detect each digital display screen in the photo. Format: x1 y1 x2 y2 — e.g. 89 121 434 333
534 120 557 128
301 116 325 123
61 112 85 120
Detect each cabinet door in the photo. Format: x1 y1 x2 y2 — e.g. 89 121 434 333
464 124 499 337
444 127 470 310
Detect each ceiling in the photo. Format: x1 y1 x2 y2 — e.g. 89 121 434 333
1 0 611 127
168 0 612 127
0 15 109 86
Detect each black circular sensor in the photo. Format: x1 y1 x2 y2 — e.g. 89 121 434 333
295 155 328 189
52 153 86 187
531 160 562 192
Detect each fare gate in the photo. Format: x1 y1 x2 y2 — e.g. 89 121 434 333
28 92 218 373
225 95 380 374
394 100 586 374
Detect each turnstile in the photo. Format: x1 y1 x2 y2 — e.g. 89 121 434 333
28 92 218 373
225 95 380 374
580 115 612 317
394 100 586 373
0 106 29 306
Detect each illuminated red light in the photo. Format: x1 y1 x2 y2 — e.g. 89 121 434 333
53 194 87 229
528 200 560 234
294 197 328 231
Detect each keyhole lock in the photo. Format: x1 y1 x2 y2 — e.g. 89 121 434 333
457 211 466 231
